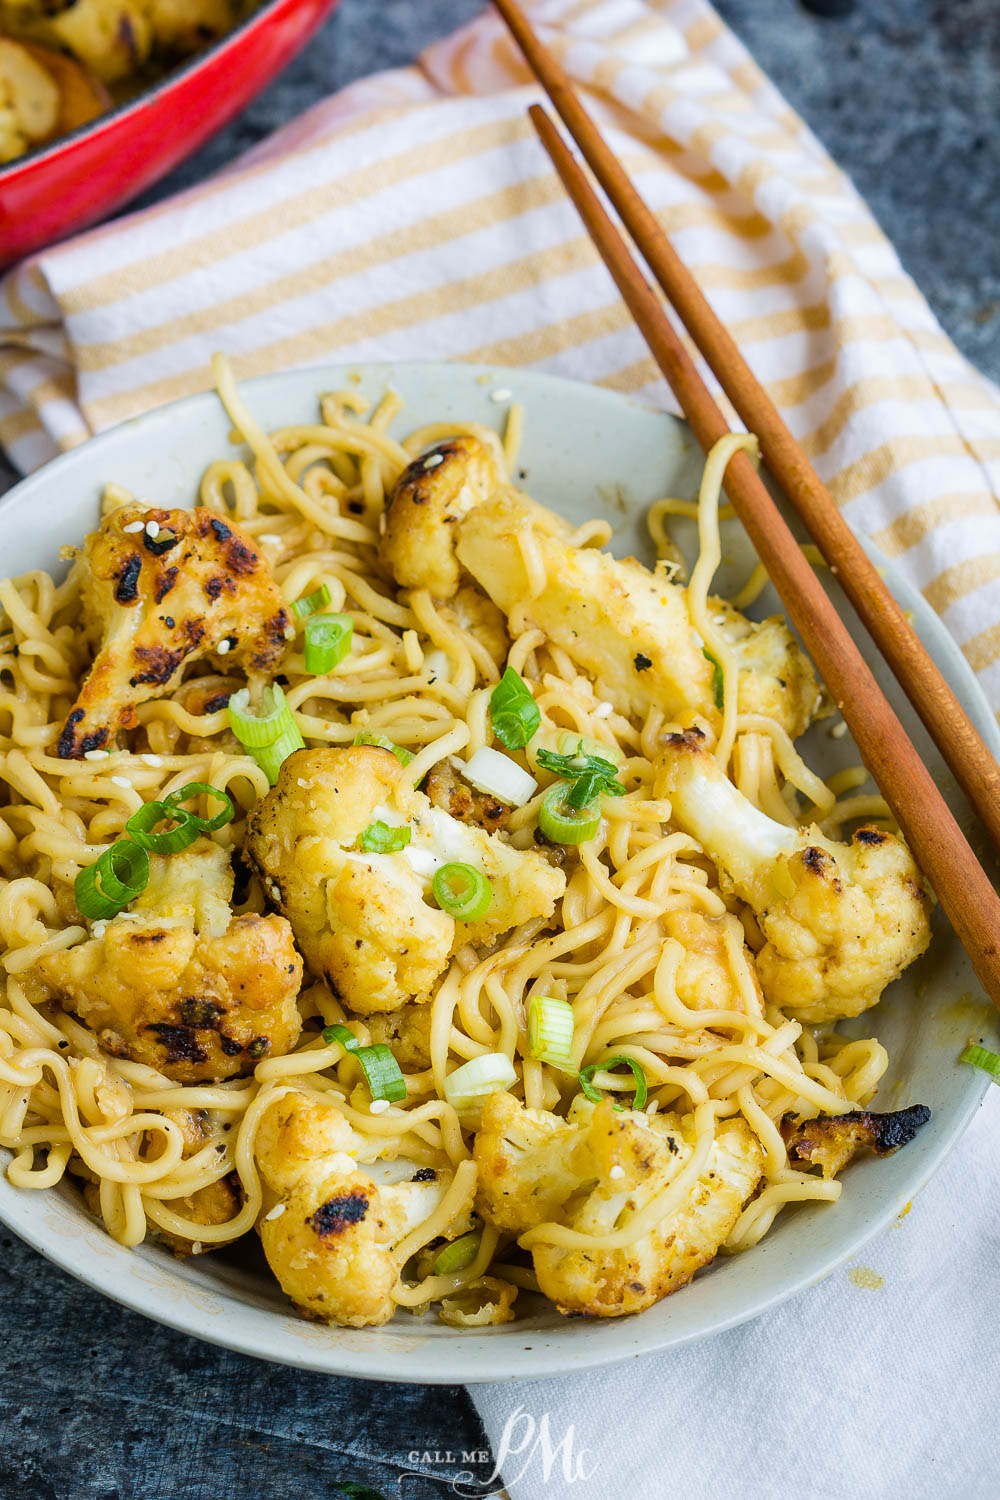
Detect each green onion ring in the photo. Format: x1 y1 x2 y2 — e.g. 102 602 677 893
538 781 601 845
162 782 235 832
125 801 201 854
432 863 493 922
321 1023 407 1103
75 840 150 921
578 1055 648 1112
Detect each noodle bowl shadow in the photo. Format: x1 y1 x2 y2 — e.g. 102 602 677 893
1 362 996 1382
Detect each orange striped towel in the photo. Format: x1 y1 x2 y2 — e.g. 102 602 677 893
2 0 999 710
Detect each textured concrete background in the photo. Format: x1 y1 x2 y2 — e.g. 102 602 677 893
1 2 998 1496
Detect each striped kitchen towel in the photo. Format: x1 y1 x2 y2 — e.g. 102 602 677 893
1 0 999 716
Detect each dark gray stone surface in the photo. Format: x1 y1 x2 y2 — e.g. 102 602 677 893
1 2 997 1495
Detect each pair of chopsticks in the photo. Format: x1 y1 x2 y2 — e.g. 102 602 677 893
493 0 1000 1012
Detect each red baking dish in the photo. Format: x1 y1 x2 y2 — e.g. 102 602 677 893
0 0 343 269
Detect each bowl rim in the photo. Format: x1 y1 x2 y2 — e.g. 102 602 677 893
0 358 993 1383
0 0 312 183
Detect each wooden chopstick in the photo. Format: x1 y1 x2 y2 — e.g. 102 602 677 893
526 100 1000 1012
493 0 1000 860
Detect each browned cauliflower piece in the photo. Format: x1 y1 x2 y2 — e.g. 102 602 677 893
664 910 765 1017
474 1092 763 1317
364 1003 434 1073
424 760 508 835
654 728 932 1022
782 1104 931 1179
379 440 822 739
378 435 569 601
55 503 291 758
440 584 510 670
245 746 564 1015
37 839 303 1081
255 1090 474 1326
378 436 507 598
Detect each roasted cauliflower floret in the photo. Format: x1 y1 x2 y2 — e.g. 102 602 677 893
37 838 303 1081
55 504 291 758
782 1104 931 1179
711 599 827 739
364 1003 434 1074
654 728 932 1021
474 1092 762 1317
664 910 765 1016
442 584 509 671
379 437 504 599
245 746 564 1014
255 1091 474 1326
7 0 236 83
379 442 822 738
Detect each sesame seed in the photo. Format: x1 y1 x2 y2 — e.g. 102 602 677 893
830 721 849 739
191 1241 203 1255
264 1203 287 1221
111 776 131 788
122 521 144 534
369 1099 391 1114
92 921 108 939
423 453 444 470
140 754 163 767
593 701 614 720
490 387 512 403
258 534 282 545
217 639 232 655
145 520 160 538
609 1165 625 1180
84 749 111 761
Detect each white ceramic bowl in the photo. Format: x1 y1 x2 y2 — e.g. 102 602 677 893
2 362 997 1383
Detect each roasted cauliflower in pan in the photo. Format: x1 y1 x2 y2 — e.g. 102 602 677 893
255 1090 474 1326
378 438 823 739
38 839 303 1081
245 745 565 1014
655 728 932 1021
1 0 243 85
474 1091 763 1317
55 504 291 759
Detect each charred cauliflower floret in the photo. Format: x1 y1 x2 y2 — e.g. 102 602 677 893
55 504 290 758
37 838 303 1081
654 729 932 1022
6 0 236 83
255 1090 474 1326
782 1104 931 1179
379 437 503 599
378 439 821 738
474 1092 762 1317
245 746 564 1014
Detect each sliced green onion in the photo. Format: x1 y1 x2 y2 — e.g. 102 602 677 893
291 584 331 620
432 863 493 922
578 1055 648 1112
304 613 353 675
433 1231 481 1274
538 781 601 845
359 820 411 854
959 1044 1000 1081
228 684 305 785
322 1023 407 1103
353 731 413 767
125 800 200 854
527 993 575 1070
75 840 150 920
535 739 626 810
490 666 540 750
702 647 725 711
162 782 235 832
443 1052 517 1114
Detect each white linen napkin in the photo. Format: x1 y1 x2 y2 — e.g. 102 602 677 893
1 5 998 1496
